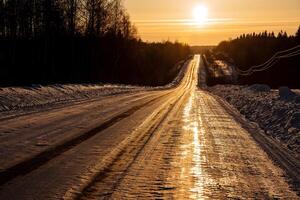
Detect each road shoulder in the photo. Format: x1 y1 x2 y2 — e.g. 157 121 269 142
209 91 300 194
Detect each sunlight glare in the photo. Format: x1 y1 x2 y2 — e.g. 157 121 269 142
193 5 208 25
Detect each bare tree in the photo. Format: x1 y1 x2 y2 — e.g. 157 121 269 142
85 0 107 36
119 12 136 39
66 0 77 35
0 0 5 37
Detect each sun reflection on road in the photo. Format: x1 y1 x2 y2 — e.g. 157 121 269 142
182 92 205 199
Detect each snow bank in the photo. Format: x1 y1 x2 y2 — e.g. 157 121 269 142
0 84 143 117
209 85 300 156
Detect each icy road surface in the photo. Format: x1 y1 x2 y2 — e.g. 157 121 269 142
0 55 298 199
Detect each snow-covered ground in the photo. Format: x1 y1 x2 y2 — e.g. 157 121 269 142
209 85 300 156
0 84 145 119
294 89 300 96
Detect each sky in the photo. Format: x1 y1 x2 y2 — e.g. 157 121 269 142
124 0 300 45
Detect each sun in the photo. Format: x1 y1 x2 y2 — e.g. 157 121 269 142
193 5 208 25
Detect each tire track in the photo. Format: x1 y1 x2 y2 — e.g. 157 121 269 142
75 57 197 200
0 92 172 186
76 87 189 200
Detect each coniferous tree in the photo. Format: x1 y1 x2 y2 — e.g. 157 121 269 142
296 26 300 41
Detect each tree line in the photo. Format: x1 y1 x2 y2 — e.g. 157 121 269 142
0 0 135 38
0 0 190 86
214 27 300 88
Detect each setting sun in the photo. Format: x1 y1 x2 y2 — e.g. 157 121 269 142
125 0 300 45
193 5 209 25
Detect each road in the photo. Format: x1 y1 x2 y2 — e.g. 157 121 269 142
0 55 298 199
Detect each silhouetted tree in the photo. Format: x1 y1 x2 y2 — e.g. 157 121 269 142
0 0 5 37
215 28 300 88
66 0 78 35
296 26 300 41
0 0 191 86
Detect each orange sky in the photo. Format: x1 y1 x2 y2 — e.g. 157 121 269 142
124 0 300 45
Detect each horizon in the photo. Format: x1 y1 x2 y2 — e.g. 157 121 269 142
125 0 300 45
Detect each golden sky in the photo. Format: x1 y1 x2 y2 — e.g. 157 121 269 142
124 0 300 45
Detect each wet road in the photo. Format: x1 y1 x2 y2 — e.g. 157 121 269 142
0 55 298 199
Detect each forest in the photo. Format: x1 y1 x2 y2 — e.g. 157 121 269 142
215 27 300 88
0 0 191 86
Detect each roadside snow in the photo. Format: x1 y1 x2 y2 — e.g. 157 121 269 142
0 84 144 118
293 89 300 96
209 85 300 156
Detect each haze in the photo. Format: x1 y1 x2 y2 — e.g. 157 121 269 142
125 0 300 45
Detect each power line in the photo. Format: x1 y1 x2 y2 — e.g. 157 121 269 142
237 45 300 74
236 45 300 76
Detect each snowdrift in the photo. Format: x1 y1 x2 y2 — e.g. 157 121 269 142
209 85 300 156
